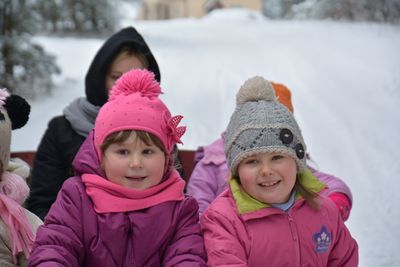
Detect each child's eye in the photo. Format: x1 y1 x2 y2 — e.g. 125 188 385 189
110 75 121 82
272 155 284 161
143 149 154 155
117 149 129 156
244 159 258 165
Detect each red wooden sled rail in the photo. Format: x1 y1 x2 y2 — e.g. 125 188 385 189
11 150 197 181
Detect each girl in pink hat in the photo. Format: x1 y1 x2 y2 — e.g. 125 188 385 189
29 70 206 266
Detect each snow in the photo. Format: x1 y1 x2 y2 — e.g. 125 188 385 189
11 8 400 266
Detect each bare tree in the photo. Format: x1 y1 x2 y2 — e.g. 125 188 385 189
262 0 400 23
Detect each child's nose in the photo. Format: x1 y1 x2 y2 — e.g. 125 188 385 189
260 163 274 177
129 155 142 168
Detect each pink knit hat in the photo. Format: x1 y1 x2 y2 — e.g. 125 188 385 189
94 69 186 160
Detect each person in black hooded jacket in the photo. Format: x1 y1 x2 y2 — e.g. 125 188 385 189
26 27 163 220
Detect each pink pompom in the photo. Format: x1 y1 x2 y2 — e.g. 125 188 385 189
109 69 162 101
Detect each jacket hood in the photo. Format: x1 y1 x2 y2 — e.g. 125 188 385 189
85 27 161 106
72 130 105 177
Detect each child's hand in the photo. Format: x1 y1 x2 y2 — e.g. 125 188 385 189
328 192 351 221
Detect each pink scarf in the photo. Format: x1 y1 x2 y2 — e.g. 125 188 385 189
82 170 185 213
0 172 35 264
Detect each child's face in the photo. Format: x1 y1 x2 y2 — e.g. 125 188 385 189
237 152 297 204
105 53 146 93
102 133 166 190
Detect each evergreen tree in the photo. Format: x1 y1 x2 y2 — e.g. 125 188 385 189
0 0 60 97
34 0 117 34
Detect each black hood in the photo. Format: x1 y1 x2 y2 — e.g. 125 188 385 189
85 27 161 106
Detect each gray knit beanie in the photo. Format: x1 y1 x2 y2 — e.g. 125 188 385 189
224 76 306 175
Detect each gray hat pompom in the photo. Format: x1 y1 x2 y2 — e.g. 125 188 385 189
236 76 276 105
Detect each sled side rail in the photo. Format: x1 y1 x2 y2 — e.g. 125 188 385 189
11 150 197 181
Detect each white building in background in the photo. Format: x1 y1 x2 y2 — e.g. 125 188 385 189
139 0 262 20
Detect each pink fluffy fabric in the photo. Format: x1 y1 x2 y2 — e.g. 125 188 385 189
82 170 185 213
0 171 29 205
0 172 34 263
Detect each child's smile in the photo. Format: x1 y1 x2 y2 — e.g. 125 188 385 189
124 175 147 182
258 180 281 188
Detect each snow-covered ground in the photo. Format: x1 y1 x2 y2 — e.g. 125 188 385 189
11 9 400 266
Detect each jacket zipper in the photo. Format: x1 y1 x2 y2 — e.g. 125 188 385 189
126 217 135 267
288 214 301 266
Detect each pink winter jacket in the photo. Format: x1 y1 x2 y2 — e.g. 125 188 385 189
200 177 358 267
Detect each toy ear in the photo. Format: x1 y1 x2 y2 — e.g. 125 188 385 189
4 95 31 129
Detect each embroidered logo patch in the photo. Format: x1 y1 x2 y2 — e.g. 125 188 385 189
313 225 331 253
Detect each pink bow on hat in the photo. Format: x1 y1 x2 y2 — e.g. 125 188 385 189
0 88 10 106
164 114 186 151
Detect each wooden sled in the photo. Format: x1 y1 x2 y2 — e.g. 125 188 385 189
11 150 197 182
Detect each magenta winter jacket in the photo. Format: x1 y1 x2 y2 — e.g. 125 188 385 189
201 179 358 267
187 136 353 214
28 132 206 267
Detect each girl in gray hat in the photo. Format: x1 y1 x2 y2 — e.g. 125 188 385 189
200 76 358 266
188 82 352 220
